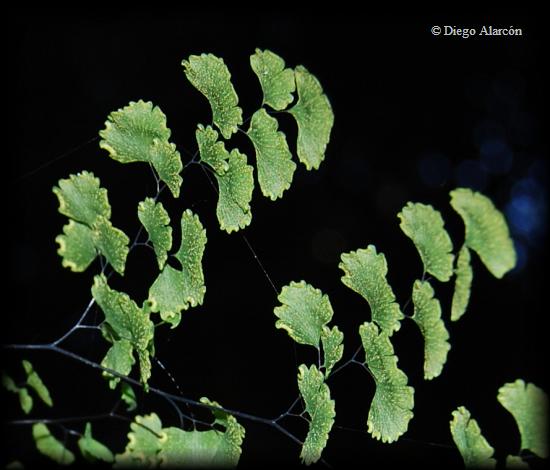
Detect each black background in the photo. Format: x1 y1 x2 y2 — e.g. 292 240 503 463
5 11 547 469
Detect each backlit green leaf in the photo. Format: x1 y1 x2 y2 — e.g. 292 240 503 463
297 364 335 465
55 221 96 272
158 397 245 467
99 100 182 197
92 216 130 275
216 148 254 233
159 407 245 468
247 108 296 200
450 406 496 468
137 349 152 385
22 360 53 407
101 339 135 389
340 245 404 335
159 428 227 468
497 379 548 458
289 65 334 170
115 404 244 468
450 188 516 278
149 266 188 327
33 423 75 465
115 413 163 467
52 171 111 226
411 281 451 380
138 198 172 270
196 125 254 233
274 281 334 348
3 372 33 414
150 138 183 198
196 124 230 175
360 322 414 442
148 210 207 328
321 325 344 378
121 383 137 412
78 422 114 463
505 455 529 468
250 48 295 110
2 373 18 393
451 245 473 321
165 209 207 302
53 172 129 274
92 275 154 385
19 388 33 415
398 202 454 282
100 100 170 163
183 54 243 139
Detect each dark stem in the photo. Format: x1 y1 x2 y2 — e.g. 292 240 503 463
328 344 363 378
3 343 307 451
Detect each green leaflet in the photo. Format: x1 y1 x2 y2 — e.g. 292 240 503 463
360 322 414 442
93 274 153 351
159 428 240 468
450 406 496 468
247 108 296 200
52 170 111 226
92 275 154 385
505 455 529 468
196 124 230 175
450 188 516 278
1 373 19 393
148 210 207 328
340 245 404 335
137 349 152 387
115 413 163 467
121 383 137 411
150 139 184 198
216 148 254 233
4 362 52 414
321 325 344 378
78 422 115 463
398 202 454 282
274 281 334 348
250 48 295 111
99 100 183 197
19 387 33 414
159 397 245 467
497 379 548 458
411 281 451 380
451 245 473 321
196 125 254 232
116 405 245 468
92 216 130 275
55 221 96 272
183 54 243 139
297 364 335 465
101 339 135 389
22 360 53 407
289 65 334 170
33 423 75 465
53 172 129 274
137 198 172 270
198 397 245 466
99 100 170 163
3 372 33 414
